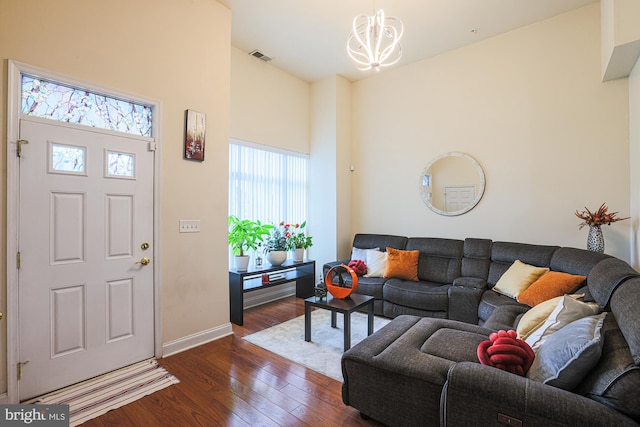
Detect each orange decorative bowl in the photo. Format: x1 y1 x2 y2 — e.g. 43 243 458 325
324 264 358 299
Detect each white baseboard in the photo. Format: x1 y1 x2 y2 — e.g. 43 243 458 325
161 283 295 358
161 323 233 358
244 282 296 309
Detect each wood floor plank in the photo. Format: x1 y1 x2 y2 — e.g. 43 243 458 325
81 296 383 426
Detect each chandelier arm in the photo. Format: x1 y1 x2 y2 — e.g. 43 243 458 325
363 16 376 60
378 27 401 62
353 16 374 59
347 33 374 65
386 17 404 40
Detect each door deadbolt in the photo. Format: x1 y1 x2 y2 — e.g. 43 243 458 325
141 242 149 250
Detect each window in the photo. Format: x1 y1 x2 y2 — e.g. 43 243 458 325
49 142 86 175
228 141 307 231
21 74 153 137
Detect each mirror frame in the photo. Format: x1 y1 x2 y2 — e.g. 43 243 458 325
419 151 486 216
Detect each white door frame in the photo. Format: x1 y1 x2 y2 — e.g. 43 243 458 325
5 60 163 403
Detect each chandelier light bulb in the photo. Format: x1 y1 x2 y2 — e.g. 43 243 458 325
347 9 404 71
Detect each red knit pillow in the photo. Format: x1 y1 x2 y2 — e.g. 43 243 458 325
347 259 367 276
477 330 535 376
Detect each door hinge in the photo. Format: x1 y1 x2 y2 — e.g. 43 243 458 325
17 360 29 380
17 139 29 158
17 252 21 269
148 142 157 151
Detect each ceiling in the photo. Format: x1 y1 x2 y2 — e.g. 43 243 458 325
219 0 599 83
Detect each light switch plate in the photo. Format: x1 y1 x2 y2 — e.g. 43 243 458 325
179 219 200 233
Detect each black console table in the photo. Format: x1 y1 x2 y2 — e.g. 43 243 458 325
229 259 315 325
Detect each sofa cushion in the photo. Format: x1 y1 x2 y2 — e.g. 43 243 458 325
549 246 611 276
492 260 549 299
525 295 600 351
517 296 564 340
364 250 387 278
352 233 407 252
517 271 586 306
406 238 463 283
384 247 419 281
488 242 558 286
351 246 378 262
482 304 528 331
351 276 386 299
383 279 450 312
421 328 487 362
461 238 492 279
575 314 640 423
478 290 524 325
516 294 584 340
528 313 606 391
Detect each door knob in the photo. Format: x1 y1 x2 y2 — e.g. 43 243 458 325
135 257 151 266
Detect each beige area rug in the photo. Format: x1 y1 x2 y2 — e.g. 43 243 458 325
28 359 179 426
244 310 390 381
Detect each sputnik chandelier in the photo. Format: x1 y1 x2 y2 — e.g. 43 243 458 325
347 8 404 71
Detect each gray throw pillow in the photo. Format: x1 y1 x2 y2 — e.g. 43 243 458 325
527 313 606 390
351 246 379 262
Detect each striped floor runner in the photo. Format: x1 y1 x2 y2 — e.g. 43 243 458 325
28 359 179 426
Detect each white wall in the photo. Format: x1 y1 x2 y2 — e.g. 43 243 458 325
309 78 338 274
601 0 640 80
230 46 310 153
350 4 632 261
309 77 353 269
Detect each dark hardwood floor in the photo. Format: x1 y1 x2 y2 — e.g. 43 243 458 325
82 296 384 426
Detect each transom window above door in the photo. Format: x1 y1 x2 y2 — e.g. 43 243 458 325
21 74 153 137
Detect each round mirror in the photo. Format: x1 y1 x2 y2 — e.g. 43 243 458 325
419 152 485 216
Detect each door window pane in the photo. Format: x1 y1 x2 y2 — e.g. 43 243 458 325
49 143 86 175
106 151 135 178
21 75 153 137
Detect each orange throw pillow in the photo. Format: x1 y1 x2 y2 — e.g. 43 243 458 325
383 247 419 281
517 271 586 307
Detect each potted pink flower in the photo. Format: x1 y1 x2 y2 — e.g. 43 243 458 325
283 221 313 261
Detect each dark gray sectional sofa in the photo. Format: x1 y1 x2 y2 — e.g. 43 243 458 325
323 234 640 426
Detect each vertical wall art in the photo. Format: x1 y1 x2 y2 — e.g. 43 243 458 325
184 109 206 161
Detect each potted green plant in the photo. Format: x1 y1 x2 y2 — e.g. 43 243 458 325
263 223 289 266
228 215 273 271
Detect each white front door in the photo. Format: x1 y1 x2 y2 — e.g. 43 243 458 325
18 118 155 400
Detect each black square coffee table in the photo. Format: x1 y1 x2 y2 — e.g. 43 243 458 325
304 293 375 351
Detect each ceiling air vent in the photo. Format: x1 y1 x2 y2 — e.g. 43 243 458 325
249 49 273 62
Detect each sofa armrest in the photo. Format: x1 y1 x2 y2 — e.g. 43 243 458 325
322 259 350 278
482 304 529 331
441 362 638 427
448 283 485 324
452 276 487 289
